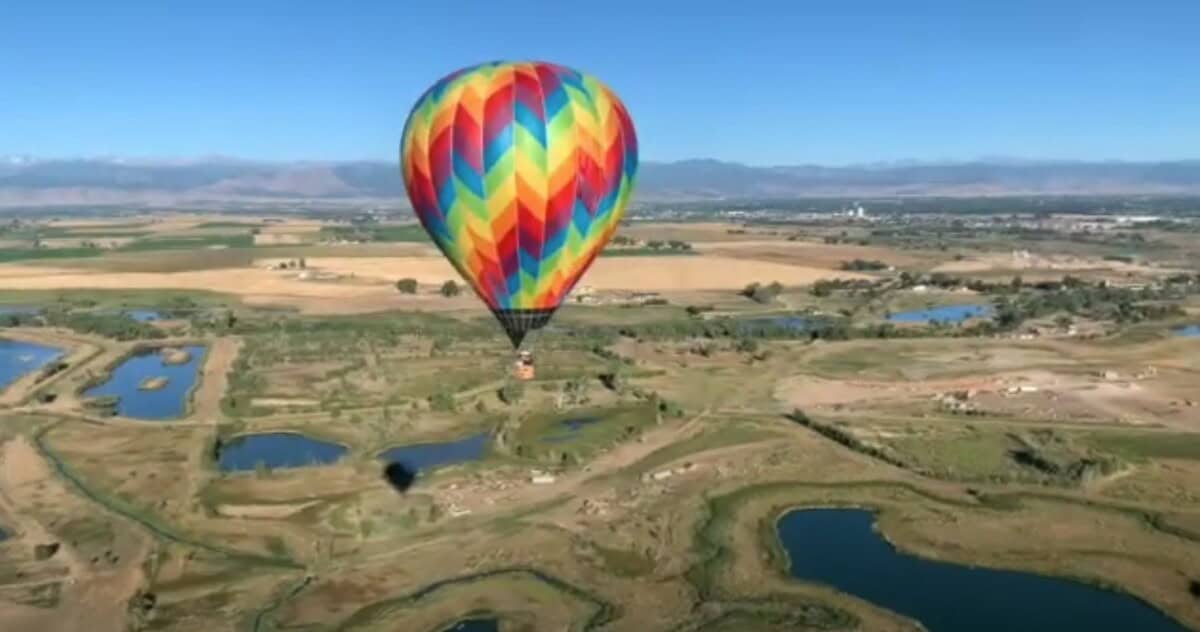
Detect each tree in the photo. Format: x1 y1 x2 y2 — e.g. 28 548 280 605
298 257 307 269
1055 315 1074 330
395 278 418 294
440 280 461 297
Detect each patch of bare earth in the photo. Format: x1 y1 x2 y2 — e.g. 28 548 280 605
0 436 149 632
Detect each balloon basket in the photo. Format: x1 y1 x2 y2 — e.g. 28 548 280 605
512 351 535 381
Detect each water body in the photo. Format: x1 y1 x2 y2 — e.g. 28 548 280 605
0 339 63 390
777 508 1188 632
441 619 498 632
736 316 810 334
542 416 601 443
217 433 347 472
1174 325 1200 338
888 304 992 324
0 305 39 316
0 526 8 542
124 309 163 322
379 432 489 474
83 345 206 420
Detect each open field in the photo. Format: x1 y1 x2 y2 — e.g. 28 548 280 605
0 214 1199 630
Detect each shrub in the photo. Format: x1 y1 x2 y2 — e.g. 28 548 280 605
440 280 461 297
395 278 418 294
497 381 525 405
428 390 457 411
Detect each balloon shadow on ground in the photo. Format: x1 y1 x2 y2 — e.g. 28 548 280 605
382 463 417 494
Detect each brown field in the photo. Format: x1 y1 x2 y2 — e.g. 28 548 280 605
293 255 869 291
0 244 867 314
696 239 934 269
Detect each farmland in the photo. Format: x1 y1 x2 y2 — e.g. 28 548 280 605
0 211 1198 631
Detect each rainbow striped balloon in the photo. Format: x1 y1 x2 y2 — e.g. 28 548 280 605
401 61 638 348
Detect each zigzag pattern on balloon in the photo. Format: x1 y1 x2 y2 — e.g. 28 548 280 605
401 61 638 316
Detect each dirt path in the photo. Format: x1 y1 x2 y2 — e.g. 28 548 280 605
0 436 149 632
192 336 240 423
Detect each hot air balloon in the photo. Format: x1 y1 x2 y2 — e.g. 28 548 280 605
400 61 638 370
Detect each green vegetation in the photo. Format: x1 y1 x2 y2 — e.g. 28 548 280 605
0 248 104 263
118 234 255 252
509 403 658 462
440 280 461 297
839 259 889 271
1084 432 1200 462
630 421 778 475
587 543 655 577
740 281 784 304
321 224 429 243
3 307 167 340
395 278 418 293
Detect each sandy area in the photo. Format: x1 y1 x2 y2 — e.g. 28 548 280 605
289 255 868 291
251 398 320 408
254 233 308 245
0 255 865 313
215 501 321 519
934 253 1178 276
695 239 928 268
261 220 327 234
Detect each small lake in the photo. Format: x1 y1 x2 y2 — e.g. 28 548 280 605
777 508 1188 632
83 345 206 420
217 433 347 472
887 304 992 324
1174 325 1200 338
543 416 601 443
0 305 39 316
0 526 9 542
441 619 498 632
124 309 164 322
736 316 810 334
379 432 489 474
0 339 63 390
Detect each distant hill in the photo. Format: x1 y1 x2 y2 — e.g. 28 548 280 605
2 156 1200 207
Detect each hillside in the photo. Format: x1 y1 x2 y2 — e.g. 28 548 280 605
2 157 1200 207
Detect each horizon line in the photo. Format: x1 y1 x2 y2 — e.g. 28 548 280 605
6 153 1200 169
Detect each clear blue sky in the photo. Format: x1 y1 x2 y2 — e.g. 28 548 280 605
4 0 1198 165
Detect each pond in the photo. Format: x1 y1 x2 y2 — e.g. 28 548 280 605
736 316 811 334
217 433 347 472
1173 325 1200 338
542 416 602 443
0 305 39 316
887 304 991 324
379 432 489 474
441 619 498 632
83 345 206 420
777 508 1188 632
124 309 164 322
0 339 63 391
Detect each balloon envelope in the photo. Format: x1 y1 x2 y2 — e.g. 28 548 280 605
401 61 638 348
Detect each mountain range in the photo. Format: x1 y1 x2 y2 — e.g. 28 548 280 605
2 157 1200 208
